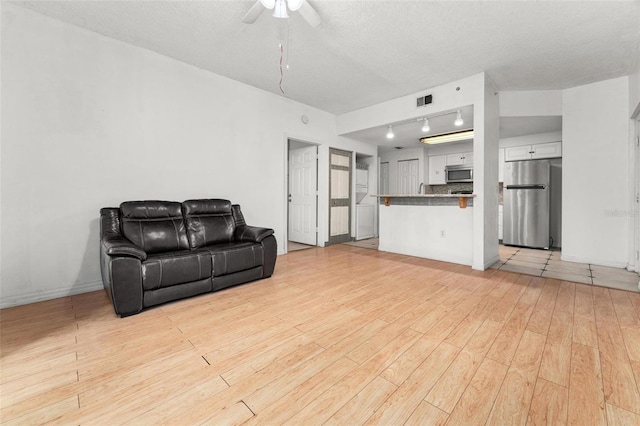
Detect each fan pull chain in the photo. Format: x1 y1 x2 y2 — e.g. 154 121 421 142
286 19 291 71
279 43 285 94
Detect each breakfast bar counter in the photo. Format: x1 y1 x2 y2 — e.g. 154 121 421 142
372 194 476 266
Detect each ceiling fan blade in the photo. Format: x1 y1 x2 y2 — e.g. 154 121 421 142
242 1 265 24
298 1 321 27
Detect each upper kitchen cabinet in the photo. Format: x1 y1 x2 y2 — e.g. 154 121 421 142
428 155 447 185
446 152 474 166
505 142 562 162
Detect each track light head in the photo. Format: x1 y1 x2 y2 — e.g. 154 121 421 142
454 110 464 127
386 125 394 139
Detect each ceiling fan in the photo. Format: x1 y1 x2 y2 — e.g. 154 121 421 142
242 0 322 27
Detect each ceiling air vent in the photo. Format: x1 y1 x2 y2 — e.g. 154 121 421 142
416 94 433 108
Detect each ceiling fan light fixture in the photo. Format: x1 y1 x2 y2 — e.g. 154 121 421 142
260 0 276 9
454 110 464 127
273 0 289 18
286 0 304 11
421 118 430 133
386 125 394 139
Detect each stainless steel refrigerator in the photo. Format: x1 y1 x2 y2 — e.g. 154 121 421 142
503 160 551 249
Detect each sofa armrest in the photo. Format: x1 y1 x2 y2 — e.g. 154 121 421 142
102 235 147 261
234 225 274 243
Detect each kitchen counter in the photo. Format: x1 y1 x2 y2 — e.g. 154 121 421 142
372 193 475 208
372 194 475 198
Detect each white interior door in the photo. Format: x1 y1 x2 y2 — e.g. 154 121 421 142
289 146 317 246
329 148 352 244
380 162 389 194
398 159 419 194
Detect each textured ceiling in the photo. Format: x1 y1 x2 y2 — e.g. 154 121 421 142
11 0 640 117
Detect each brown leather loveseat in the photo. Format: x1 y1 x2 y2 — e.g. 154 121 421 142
100 199 277 317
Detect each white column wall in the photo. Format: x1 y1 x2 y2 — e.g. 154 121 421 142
478 74 500 269
562 76 631 267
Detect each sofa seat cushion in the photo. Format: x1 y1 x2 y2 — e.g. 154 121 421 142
142 250 212 291
203 242 264 277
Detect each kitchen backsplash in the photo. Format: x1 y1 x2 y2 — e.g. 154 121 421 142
426 183 473 194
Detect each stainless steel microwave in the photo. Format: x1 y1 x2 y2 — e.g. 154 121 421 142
445 164 473 183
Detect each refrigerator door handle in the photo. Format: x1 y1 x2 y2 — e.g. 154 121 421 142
505 184 547 190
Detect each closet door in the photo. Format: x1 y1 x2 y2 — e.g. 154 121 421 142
329 148 352 244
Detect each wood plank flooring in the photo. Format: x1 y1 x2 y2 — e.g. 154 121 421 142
2 244 640 425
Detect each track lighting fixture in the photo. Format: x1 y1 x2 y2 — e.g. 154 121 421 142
386 125 394 139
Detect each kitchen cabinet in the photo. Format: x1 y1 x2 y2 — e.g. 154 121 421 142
505 142 562 162
428 155 447 185
446 152 474 166
531 142 562 159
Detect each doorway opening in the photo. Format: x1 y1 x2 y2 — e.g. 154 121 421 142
287 139 318 252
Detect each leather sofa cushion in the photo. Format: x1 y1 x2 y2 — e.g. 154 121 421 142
121 201 189 254
182 199 235 249
203 242 264 277
142 250 212 291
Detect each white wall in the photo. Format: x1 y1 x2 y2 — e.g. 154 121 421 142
499 131 562 149
378 147 425 194
499 90 562 117
562 76 631 267
0 5 376 307
379 205 474 265
630 68 640 117
425 141 473 157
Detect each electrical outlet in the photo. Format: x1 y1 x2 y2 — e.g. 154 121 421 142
440 230 446 238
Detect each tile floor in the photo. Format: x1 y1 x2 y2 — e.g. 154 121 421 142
342 237 379 250
492 245 640 293
287 241 315 252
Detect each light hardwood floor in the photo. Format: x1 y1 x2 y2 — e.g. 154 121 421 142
2 245 640 425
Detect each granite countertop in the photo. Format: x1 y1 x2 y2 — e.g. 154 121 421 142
372 194 476 198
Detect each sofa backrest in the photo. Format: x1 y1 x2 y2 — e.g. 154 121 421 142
120 201 189 254
182 199 235 248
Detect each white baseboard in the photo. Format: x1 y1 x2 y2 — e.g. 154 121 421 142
0 280 104 309
480 255 500 271
378 244 472 267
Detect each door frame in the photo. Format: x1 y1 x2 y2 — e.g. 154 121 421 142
285 138 319 253
634 117 640 274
